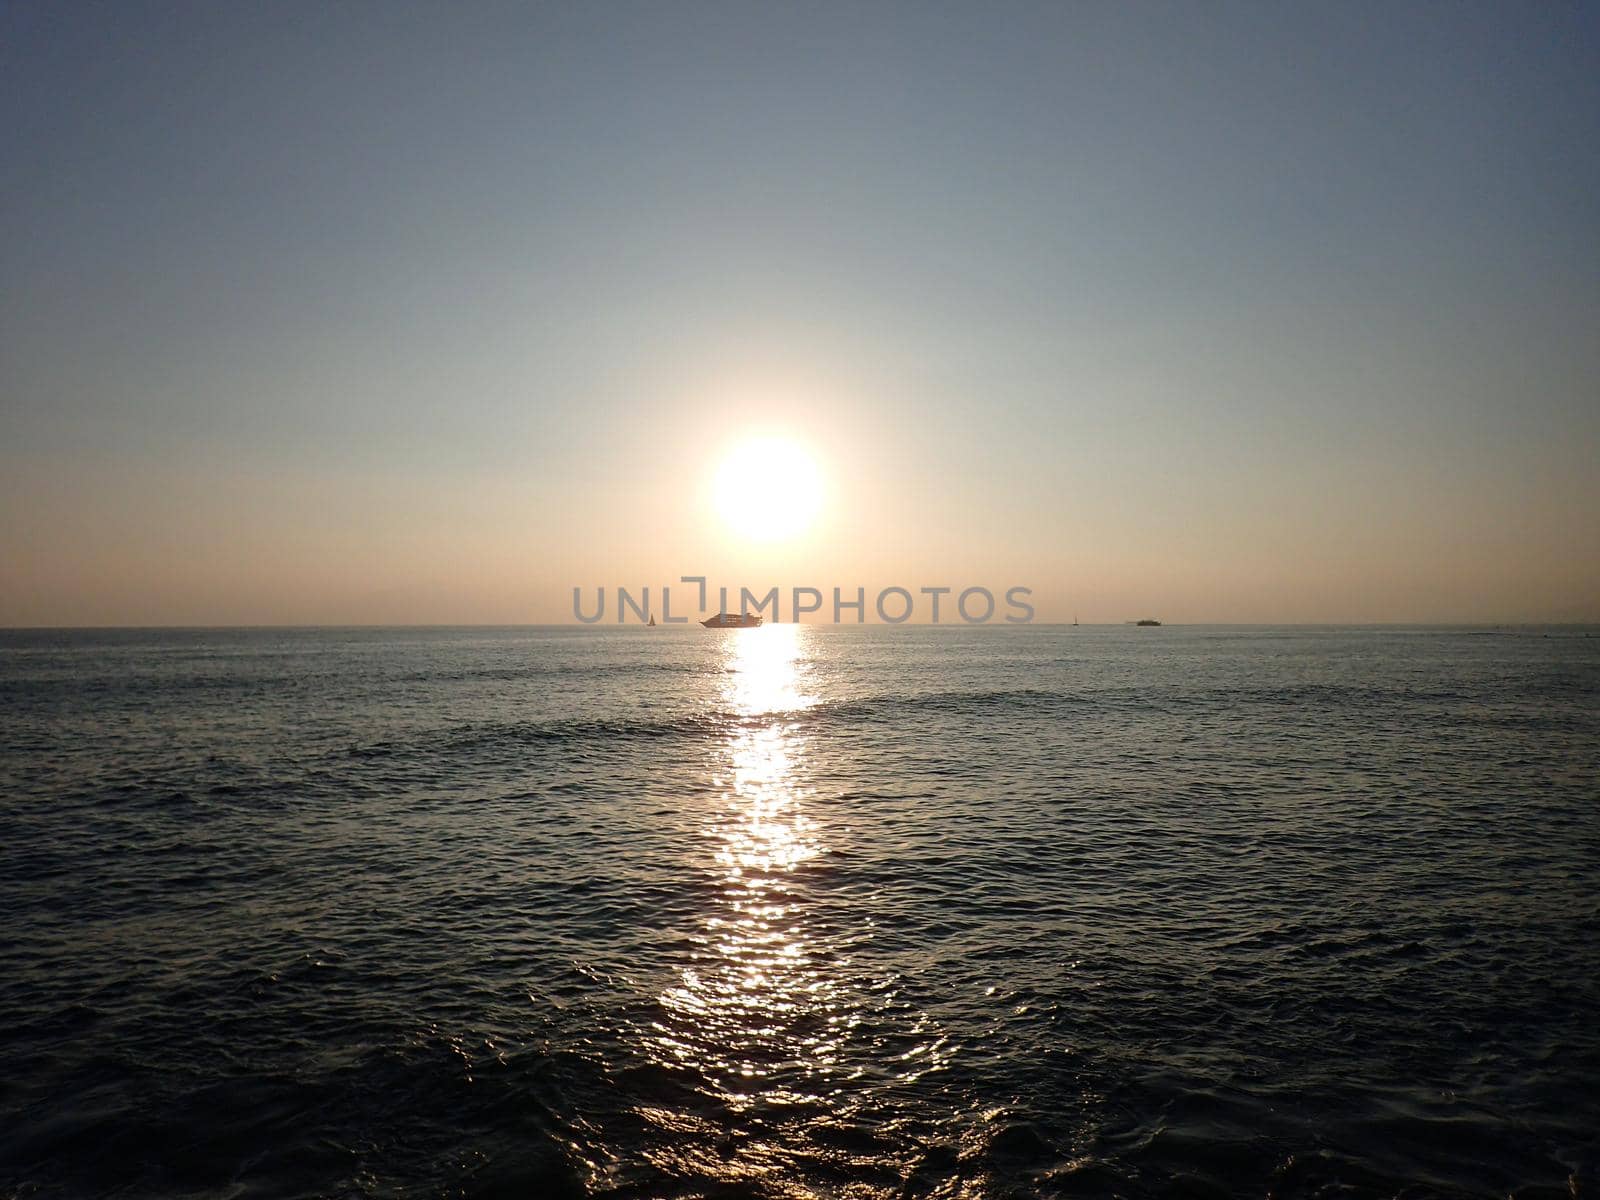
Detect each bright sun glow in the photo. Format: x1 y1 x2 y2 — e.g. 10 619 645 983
712 438 823 542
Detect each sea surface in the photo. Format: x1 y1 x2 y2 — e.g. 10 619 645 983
2 624 1598 1199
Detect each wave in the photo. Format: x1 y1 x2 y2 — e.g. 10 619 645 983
343 687 1097 760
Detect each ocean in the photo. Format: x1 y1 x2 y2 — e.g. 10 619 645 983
2 624 1597 1199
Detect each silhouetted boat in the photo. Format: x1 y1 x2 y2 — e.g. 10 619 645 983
701 612 762 628
1136 618 1162 626
647 615 656 626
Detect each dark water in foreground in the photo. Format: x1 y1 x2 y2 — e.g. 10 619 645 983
2 624 1598 1199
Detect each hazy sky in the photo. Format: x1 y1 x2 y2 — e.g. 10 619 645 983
3 2 1597 624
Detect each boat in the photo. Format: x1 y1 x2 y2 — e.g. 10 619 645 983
647 615 656 626
1136 618 1162 626
701 612 762 628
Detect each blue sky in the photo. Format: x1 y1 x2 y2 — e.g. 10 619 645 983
2 2 1596 623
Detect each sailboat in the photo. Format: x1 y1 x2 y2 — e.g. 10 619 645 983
647 615 657 627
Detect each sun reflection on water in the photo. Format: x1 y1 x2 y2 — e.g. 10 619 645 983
651 625 846 1113
627 625 958 1193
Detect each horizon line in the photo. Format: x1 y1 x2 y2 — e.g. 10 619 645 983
3 621 1597 632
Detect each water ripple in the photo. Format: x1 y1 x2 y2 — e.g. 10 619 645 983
1 624 1597 1197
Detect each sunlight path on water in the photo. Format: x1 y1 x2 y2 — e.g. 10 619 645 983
628 625 958 1196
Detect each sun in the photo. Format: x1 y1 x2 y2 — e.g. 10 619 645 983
712 437 824 541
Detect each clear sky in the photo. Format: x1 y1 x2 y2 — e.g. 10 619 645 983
3 2 1597 625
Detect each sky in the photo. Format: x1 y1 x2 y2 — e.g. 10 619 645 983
2 1 1597 625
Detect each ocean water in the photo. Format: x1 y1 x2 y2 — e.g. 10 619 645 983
2 624 1598 1200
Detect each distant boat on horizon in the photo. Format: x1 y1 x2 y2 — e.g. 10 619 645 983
1136 618 1162 626
647 615 656 626
701 612 762 628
